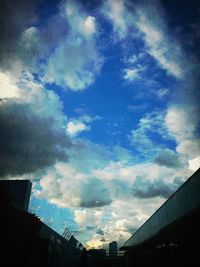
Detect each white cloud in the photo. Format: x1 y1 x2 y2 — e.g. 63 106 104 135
65 114 101 137
176 139 200 159
165 106 197 141
33 141 193 248
136 5 183 78
34 142 190 209
74 209 102 227
156 88 169 98
65 2 96 38
0 71 65 124
82 16 96 37
101 0 131 40
86 235 105 249
43 1 103 91
165 105 200 167
129 110 169 154
165 106 199 151
85 196 165 249
112 146 133 163
67 140 112 173
0 72 20 99
35 163 84 207
123 68 139 81
35 168 111 208
92 161 135 183
189 156 200 172
86 163 192 249
66 121 90 137
102 0 183 79
43 36 102 91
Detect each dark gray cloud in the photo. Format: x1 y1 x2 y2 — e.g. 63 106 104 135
0 100 70 178
38 13 69 58
0 0 69 73
154 149 181 168
80 178 112 207
0 0 40 70
96 228 104 236
110 179 130 198
86 225 95 231
131 175 177 199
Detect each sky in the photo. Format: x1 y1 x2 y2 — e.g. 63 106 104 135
0 0 200 249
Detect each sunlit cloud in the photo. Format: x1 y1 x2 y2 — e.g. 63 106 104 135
66 121 90 137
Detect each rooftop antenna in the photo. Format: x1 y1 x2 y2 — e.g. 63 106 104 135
62 227 72 241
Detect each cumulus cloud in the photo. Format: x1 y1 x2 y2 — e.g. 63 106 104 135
165 106 198 142
85 195 166 249
0 72 20 98
1 0 199 250
80 178 112 208
35 161 112 208
74 209 102 227
131 175 177 199
93 161 189 201
154 149 181 168
0 0 103 91
36 164 83 207
43 0 103 90
176 139 200 159
165 106 200 160
0 71 70 178
66 114 101 137
66 121 90 137
35 146 189 211
0 101 69 178
34 148 192 248
67 140 112 173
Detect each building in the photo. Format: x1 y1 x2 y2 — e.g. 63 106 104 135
109 241 118 256
0 179 32 211
120 168 200 267
0 179 84 267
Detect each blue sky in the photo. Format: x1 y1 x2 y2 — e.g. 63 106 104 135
0 0 200 249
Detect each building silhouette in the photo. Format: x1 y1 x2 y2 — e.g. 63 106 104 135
120 167 200 267
0 179 31 211
0 179 84 267
109 241 118 256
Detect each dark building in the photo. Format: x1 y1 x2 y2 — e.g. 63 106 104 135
120 168 200 267
109 241 118 256
0 179 32 211
0 179 84 267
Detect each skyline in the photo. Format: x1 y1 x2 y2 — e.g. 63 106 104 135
0 0 200 249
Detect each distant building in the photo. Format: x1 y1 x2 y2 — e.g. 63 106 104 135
0 179 32 211
109 241 117 256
